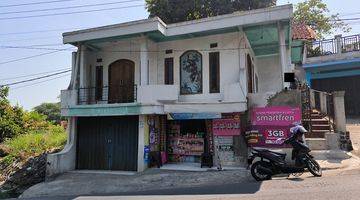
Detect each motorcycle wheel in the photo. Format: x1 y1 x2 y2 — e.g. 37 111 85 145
307 157 322 177
250 161 272 181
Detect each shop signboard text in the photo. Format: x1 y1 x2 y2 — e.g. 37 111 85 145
247 106 301 148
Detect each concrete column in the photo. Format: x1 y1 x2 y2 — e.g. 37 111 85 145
310 89 316 109
238 29 248 98
79 45 87 89
137 115 146 172
320 92 328 114
277 22 289 88
335 34 343 54
333 91 346 132
72 45 82 90
140 40 149 85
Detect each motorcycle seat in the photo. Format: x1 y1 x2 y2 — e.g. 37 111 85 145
254 149 287 159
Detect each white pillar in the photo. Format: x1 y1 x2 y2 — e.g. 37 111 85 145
140 40 149 85
333 91 346 132
71 45 82 90
79 45 87 89
278 22 289 88
137 115 146 172
319 92 328 114
335 34 342 54
238 29 248 98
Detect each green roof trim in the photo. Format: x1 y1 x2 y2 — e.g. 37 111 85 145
291 40 304 64
147 27 240 42
243 21 290 56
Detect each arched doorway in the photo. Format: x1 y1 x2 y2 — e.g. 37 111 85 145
108 59 135 103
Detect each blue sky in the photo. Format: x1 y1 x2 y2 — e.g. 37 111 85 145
1 0 359 110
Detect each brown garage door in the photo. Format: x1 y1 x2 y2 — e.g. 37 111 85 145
312 75 360 116
76 116 138 171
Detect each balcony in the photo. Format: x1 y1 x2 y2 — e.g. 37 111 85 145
60 84 178 117
307 34 360 58
78 85 137 105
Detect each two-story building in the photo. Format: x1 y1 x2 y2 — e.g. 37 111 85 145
47 4 294 176
303 34 360 117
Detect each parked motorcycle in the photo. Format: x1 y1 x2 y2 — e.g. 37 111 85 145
248 125 322 181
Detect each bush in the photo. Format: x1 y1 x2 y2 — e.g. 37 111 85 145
2 125 66 160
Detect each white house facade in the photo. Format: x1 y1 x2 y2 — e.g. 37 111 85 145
47 5 294 176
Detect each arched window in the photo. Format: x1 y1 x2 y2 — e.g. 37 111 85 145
180 50 202 94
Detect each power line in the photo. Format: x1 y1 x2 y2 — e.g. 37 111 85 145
0 49 70 65
0 0 76 8
11 74 71 90
12 43 66 47
1 70 71 86
0 36 61 43
0 4 145 20
0 28 88 36
331 17 360 22
0 67 71 81
339 12 360 17
0 0 143 15
0 45 74 51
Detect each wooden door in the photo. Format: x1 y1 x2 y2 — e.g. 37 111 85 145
247 54 254 93
108 59 135 103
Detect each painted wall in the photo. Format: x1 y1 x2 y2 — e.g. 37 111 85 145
157 32 242 102
82 31 253 105
72 30 287 115
255 55 283 93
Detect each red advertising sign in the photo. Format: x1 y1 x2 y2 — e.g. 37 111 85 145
213 119 241 136
251 106 301 126
246 126 291 147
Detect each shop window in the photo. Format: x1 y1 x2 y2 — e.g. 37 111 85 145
164 58 174 85
209 52 220 93
180 50 203 95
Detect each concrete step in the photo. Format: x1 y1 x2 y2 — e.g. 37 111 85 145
307 132 326 138
306 138 327 150
304 119 329 125
311 124 331 130
310 115 325 120
311 109 320 114
312 129 330 133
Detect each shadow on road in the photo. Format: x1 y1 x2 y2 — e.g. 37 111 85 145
99 181 263 196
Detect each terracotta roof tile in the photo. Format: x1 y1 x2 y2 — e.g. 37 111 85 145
292 22 317 40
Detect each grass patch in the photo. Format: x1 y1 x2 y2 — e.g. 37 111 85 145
2 125 66 160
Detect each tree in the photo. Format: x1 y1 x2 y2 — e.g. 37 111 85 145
293 0 350 39
0 86 25 142
33 102 63 125
146 0 277 24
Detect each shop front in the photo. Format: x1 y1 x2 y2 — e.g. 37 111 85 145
145 113 247 170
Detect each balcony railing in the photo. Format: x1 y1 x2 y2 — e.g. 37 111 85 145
342 34 360 53
306 34 360 57
78 85 137 105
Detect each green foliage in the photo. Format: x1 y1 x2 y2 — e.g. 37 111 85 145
145 0 276 24
293 0 350 39
0 87 26 142
33 102 63 125
3 125 66 160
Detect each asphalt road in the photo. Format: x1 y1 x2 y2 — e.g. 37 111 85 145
19 168 360 200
